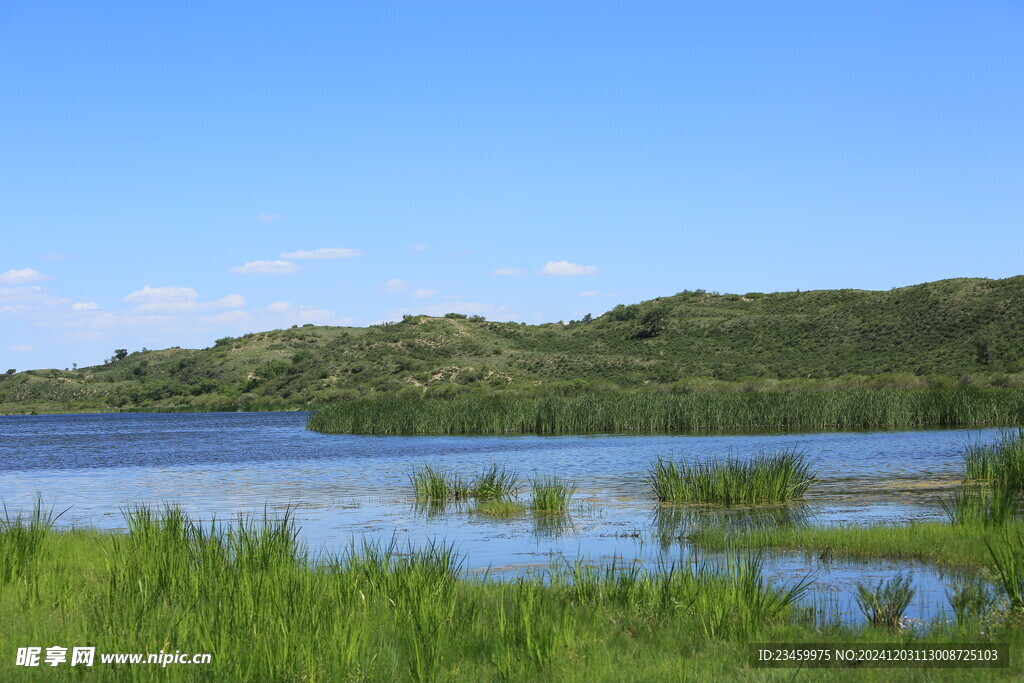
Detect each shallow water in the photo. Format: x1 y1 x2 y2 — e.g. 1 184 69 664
0 411 1011 625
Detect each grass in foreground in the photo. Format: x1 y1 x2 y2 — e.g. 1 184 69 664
648 449 816 505
6 506 1024 681
12 505 999 679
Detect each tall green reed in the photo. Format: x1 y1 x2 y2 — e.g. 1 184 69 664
647 449 815 505
309 387 1024 435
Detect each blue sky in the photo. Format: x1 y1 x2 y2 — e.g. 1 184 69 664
2 2 1022 370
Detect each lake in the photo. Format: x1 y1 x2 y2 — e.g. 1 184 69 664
0 411 1008 626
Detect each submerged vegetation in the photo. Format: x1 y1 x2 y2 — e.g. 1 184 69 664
647 449 815 505
308 387 1024 435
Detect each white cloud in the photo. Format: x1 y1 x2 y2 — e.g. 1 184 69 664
72 302 100 311
0 304 28 314
280 247 362 259
409 243 428 252
74 313 178 330
298 307 336 322
198 310 254 326
131 293 246 313
0 268 50 285
492 267 525 276
580 290 619 298
256 214 285 222
11 344 34 352
229 260 300 275
215 294 246 308
382 278 407 292
1 286 51 303
541 260 599 276
123 285 198 303
266 301 293 312
412 289 438 299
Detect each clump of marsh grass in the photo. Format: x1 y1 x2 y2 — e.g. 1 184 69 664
409 465 471 503
0 498 67 584
855 572 916 632
553 552 813 641
964 429 1024 488
471 463 522 500
530 475 577 512
987 528 1024 612
939 483 1017 527
647 449 816 505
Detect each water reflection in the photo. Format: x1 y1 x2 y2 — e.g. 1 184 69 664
651 503 809 549
0 412 1013 626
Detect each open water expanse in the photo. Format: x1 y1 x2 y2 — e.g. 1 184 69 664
0 411 1011 627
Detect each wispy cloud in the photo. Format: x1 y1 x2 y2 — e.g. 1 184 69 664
280 247 362 259
0 268 50 285
409 243 428 252
41 253 80 260
580 290 619 298
256 214 285 222
492 267 524 276
72 302 100 311
265 301 293 312
229 260 300 275
382 278 407 292
411 289 438 299
541 260 599 276
11 344 35 352
131 293 246 313
123 285 198 303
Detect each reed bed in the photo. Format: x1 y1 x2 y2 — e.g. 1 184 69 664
647 449 815 505
308 387 1024 435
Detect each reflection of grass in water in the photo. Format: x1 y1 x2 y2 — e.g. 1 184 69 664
652 503 809 550
473 499 527 518
647 449 816 505
532 512 574 538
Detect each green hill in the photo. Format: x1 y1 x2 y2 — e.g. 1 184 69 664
3 276 1024 413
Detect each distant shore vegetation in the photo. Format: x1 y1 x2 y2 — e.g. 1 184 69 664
3 276 1024 416
306 387 1024 435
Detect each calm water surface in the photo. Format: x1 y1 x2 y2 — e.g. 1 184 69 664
0 412 1010 625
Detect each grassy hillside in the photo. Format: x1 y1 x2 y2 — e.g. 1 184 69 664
2 275 1024 414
